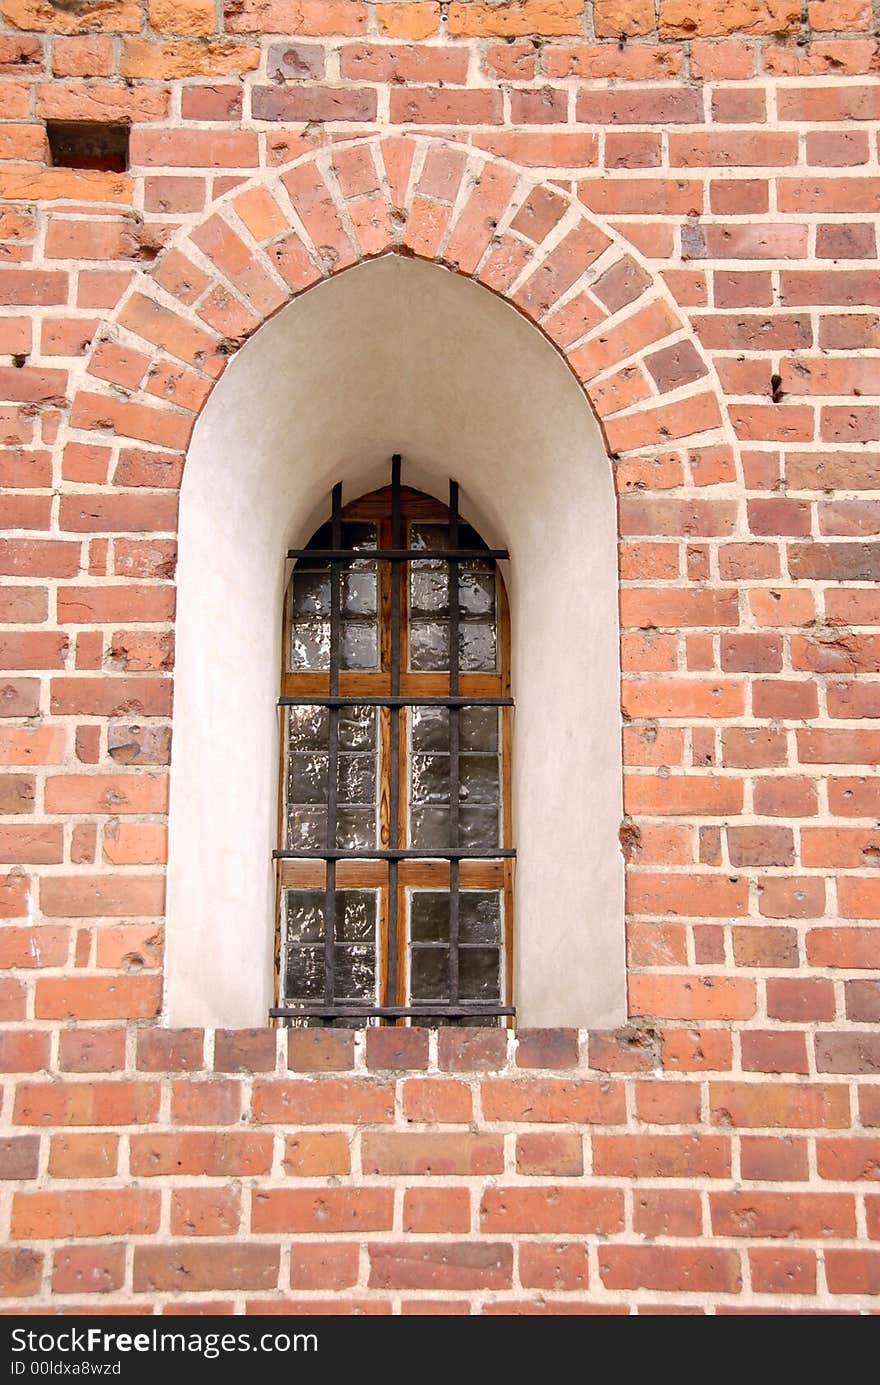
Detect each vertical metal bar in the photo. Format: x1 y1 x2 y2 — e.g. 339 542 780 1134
386 456 402 1012
448 480 460 1007
324 481 343 1011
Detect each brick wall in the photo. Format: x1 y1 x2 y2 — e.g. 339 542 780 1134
1 0 879 1313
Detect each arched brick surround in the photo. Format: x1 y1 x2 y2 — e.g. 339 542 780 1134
64 133 731 488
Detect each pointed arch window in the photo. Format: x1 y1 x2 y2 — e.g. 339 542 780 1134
272 458 514 1026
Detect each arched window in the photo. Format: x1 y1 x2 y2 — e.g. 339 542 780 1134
273 457 514 1027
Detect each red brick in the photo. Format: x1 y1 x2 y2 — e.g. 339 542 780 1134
712 1192 855 1240
133 1244 279 1293
251 1188 394 1234
480 1187 623 1235
52 1245 125 1295
599 1245 741 1293
519 1242 589 1290
633 1190 702 1238
369 1241 512 1291
12 1190 159 1240
361 1132 503 1176
515 1131 583 1177
252 1079 394 1125
750 1248 816 1295
709 1083 850 1129
402 1078 472 1123
403 1188 471 1234
290 1243 359 1290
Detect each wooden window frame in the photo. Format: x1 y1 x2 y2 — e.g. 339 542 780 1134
274 468 514 1026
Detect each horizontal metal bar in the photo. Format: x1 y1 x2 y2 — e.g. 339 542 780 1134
279 695 514 708
270 1004 516 1018
288 548 508 563
274 848 516 861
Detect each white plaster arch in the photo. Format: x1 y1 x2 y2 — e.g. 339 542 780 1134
166 254 624 1029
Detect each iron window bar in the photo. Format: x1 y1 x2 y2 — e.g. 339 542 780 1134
278 454 515 1026
288 548 510 562
270 1005 516 1019
275 847 516 860
279 696 514 708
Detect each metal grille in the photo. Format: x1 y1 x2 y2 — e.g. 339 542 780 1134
271 457 515 1025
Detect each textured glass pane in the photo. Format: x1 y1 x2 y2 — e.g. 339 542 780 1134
335 807 374 850
411 948 447 1001
460 892 501 944
411 754 450 805
284 890 323 944
460 755 499 804
460 806 499 849
290 620 330 671
460 707 498 753
409 620 449 671
341 621 378 670
411 892 450 944
336 945 375 1000
285 945 324 1000
342 522 377 552
339 705 375 752
292 569 330 618
410 567 448 615
337 754 375 804
288 705 328 752
411 705 449 752
459 947 500 1000
342 565 377 617
337 891 376 943
288 754 328 805
286 807 327 849
459 570 495 617
410 523 447 552
460 621 496 672
410 807 449 849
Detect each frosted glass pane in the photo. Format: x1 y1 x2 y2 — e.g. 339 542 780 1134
460 806 498 849
459 947 500 1000
460 755 499 804
342 565 376 617
410 807 449 849
459 570 495 617
292 570 330 618
409 620 449 671
335 807 375 850
410 893 450 944
337 754 375 804
337 891 376 943
410 568 448 614
460 892 501 944
288 704 328 752
286 807 326 850
411 948 447 1001
411 705 448 751
288 754 328 805
343 522 377 551
290 621 330 671
460 621 496 672
285 945 324 1000
460 707 497 753
339 705 376 752
284 890 323 944
336 945 374 1000
341 621 378 670
411 753 451 805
